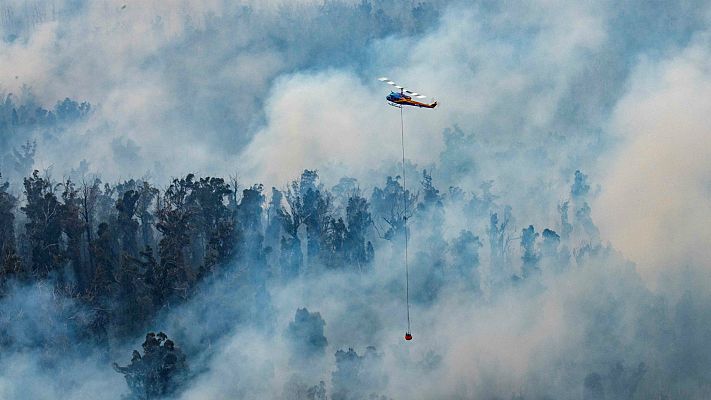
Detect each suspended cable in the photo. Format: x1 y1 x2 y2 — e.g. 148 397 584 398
400 105 411 339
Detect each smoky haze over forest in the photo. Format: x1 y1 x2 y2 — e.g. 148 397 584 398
1 0 711 399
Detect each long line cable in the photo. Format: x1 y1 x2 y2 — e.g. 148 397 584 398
400 105 411 334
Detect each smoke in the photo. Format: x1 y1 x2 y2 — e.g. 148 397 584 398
240 1 611 187
1 0 445 180
0 283 124 399
595 32 711 285
0 0 710 399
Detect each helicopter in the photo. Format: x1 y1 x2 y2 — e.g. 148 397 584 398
378 77 437 109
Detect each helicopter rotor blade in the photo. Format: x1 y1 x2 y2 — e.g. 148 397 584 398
378 77 400 88
378 77 428 98
379 77 398 87
405 90 426 98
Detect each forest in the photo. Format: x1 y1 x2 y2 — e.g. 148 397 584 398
0 126 677 399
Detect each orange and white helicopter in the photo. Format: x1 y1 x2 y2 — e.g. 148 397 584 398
378 77 437 109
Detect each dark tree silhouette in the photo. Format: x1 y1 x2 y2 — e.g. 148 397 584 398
113 332 188 399
236 184 266 264
79 178 101 291
116 189 141 258
22 170 63 279
0 173 21 285
59 179 86 289
571 170 591 198
487 208 511 284
332 346 387 400
370 176 416 241
449 229 483 291
344 195 374 269
155 175 197 303
520 225 540 278
286 308 328 361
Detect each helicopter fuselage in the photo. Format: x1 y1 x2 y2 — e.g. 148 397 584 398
386 91 437 108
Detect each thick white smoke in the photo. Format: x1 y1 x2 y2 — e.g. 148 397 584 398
595 33 711 285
